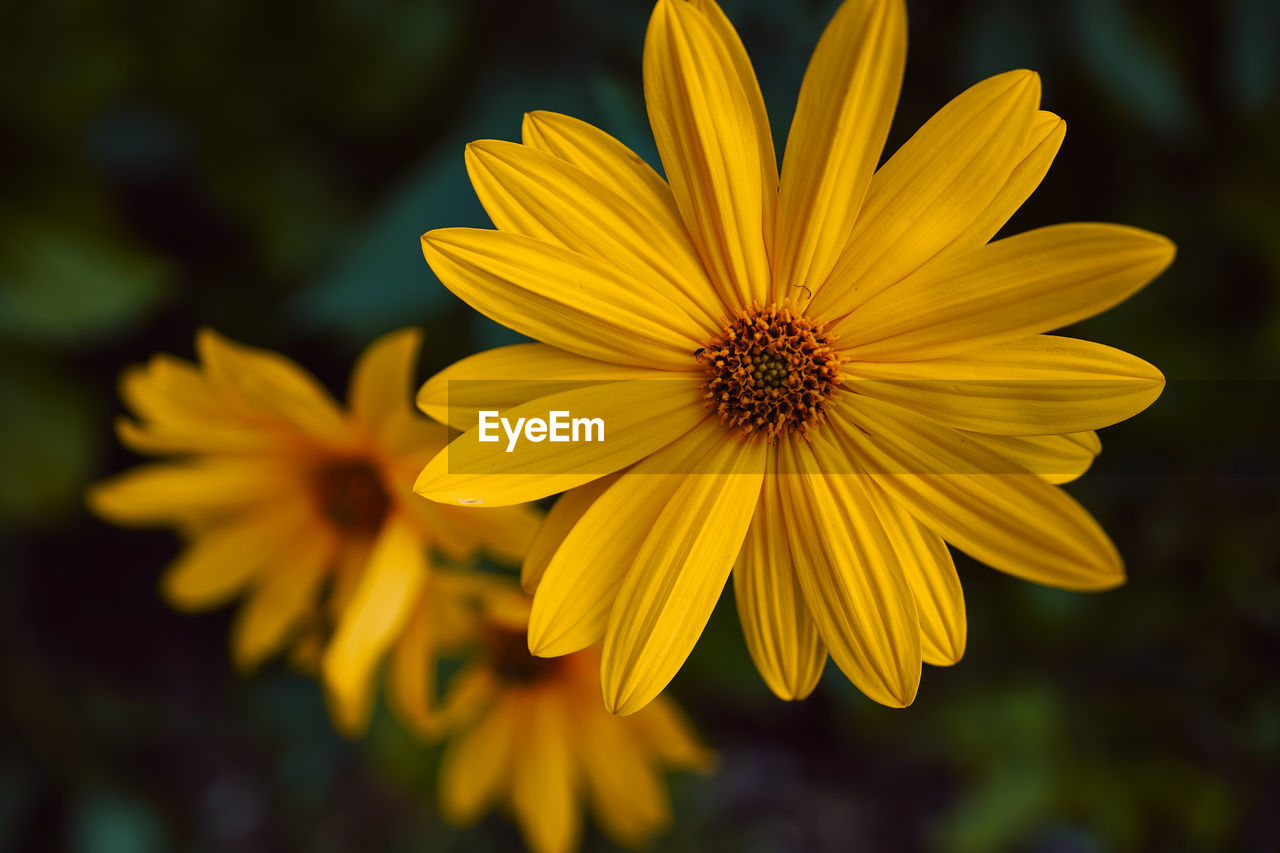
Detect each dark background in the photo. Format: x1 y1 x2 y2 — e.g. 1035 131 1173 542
3 0 1278 850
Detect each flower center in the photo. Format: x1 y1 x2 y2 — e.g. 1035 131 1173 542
311 457 391 538
697 302 842 442
484 627 564 686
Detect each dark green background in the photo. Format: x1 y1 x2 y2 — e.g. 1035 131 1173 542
3 0 1278 850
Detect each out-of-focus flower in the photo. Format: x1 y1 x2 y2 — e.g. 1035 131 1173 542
88 328 537 733
431 585 714 853
413 0 1174 715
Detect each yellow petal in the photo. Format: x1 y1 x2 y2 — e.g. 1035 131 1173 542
775 0 906 293
688 0 776 186
119 354 207 424
161 501 311 611
945 110 1066 251
578 709 672 848
810 69 1041 319
602 420 766 715
510 691 581 853
873 492 966 666
438 690 516 824
432 663 501 733
644 0 775 309
522 110 682 234
388 592 437 739
417 343 670 431
528 470 685 657
732 455 827 700
522 474 620 594
196 329 348 441
835 224 1175 362
349 327 422 440
776 436 922 707
831 394 1124 590
422 228 703 370
87 459 286 527
414 378 706 507
466 140 720 331
231 530 333 670
844 335 1165 434
322 516 427 735
964 430 1101 485
115 356 276 455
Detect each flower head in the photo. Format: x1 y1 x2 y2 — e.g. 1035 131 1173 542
89 328 537 733
415 0 1174 714
431 585 713 853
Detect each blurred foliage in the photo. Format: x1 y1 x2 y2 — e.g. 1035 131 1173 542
2 0 1279 850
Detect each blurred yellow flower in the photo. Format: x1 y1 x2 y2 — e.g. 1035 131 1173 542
431 588 713 853
88 328 537 734
414 0 1174 714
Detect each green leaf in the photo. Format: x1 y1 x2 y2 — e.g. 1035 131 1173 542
0 218 167 347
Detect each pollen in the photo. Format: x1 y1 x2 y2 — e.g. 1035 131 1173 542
697 302 843 442
311 457 391 538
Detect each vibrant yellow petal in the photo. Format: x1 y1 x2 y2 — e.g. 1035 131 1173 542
115 356 279 455
732 455 827 700
416 343 670 431
831 394 1124 590
522 110 682 230
601 420 766 715
578 710 672 848
322 516 427 735
510 691 581 853
422 228 703 370
964 430 1101 485
630 696 717 772
522 474 620 594
466 140 720 331
776 436 922 707
118 354 209 424
809 69 1041 319
687 0 776 183
644 0 775 309
196 329 348 441
775 0 906 294
231 530 333 670
438 691 516 824
835 224 1175 361
528 470 685 657
872 492 965 666
87 459 286 527
388 592 437 738
945 110 1066 251
520 110 733 318
349 327 422 440
160 501 311 611
415 378 706 507
844 335 1165 434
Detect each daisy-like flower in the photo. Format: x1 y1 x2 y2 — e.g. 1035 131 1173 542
414 0 1174 714
431 584 713 853
89 328 537 733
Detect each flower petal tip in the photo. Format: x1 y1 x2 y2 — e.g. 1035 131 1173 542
601 682 646 717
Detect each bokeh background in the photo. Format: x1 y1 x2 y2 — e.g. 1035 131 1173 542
3 0 1279 849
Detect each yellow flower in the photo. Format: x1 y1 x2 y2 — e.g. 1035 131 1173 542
432 588 713 853
88 328 537 734
414 0 1174 714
